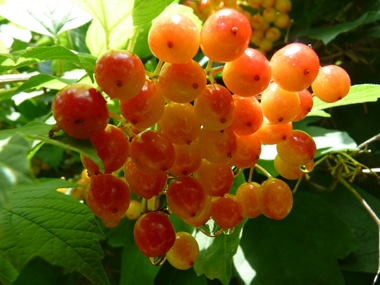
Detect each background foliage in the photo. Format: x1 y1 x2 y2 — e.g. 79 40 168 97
0 0 379 284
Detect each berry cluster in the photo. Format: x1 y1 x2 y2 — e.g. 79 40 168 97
183 0 292 54
52 7 351 269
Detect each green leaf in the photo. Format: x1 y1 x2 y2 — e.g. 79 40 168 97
11 74 77 98
194 219 248 285
0 122 104 173
0 38 7 53
71 0 172 56
319 183 380 273
13 258 75 285
0 179 109 285
297 11 380 44
239 192 360 285
154 3 202 31
120 243 160 285
0 0 92 38
306 108 331 118
193 172 246 285
0 134 33 206
0 255 18 285
155 262 207 285
366 26 380 38
0 46 97 82
313 84 380 111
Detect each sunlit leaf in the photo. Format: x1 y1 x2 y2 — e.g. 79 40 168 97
0 46 97 81
0 0 92 38
313 84 380 110
70 0 172 56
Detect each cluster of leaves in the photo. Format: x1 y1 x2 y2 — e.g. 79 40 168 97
0 0 380 284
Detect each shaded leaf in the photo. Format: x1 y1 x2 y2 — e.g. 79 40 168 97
313 84 380 111
0 179 109 285
0 255 18 285
0 122 104 173
297 11 380 44
120 242 160 285
239 192 361 285
0 134 33 206
155 262 207 285
0 0 92 38
319 182 380 273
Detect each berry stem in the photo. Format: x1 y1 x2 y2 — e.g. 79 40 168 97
211 66 224 75
197 227 224 238
254 164 272 178
120 124 136 139
205 59 215 84
145 70 155 78
108 111 125 122
153 59 164 77
148 256 166 266
127 26 141 53
338 177 380 285
141 198 148 214
292 177 303 194
248 166 254 183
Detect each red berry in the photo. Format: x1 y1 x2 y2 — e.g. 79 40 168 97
52 83 109 139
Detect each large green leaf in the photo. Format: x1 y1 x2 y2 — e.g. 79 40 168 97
0 255 18 285
313 84 380 111
155 262 207 285
0 122 104 173
0 134 33 207
297 11 380 44
0 179 109 285
10 74 77 98
319 182 380 273
120 243 161 285
239 192 360 285
69 0 172 56
0 0 92 38
193 172 246 285
0 46 97 81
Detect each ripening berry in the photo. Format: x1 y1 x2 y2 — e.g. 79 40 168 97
134 211 176 257
274 13 291 29
258 178 293 220
276 130 317 167
52 83 109 139
94 50 145 101
166 232 200 270
271 43 320 92
312 65 351 103
148 14 200 64
200 9 251 62
211 194 246 229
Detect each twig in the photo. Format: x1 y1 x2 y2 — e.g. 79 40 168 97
0 74 32 83
357 133 380 149
339 178 380 285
